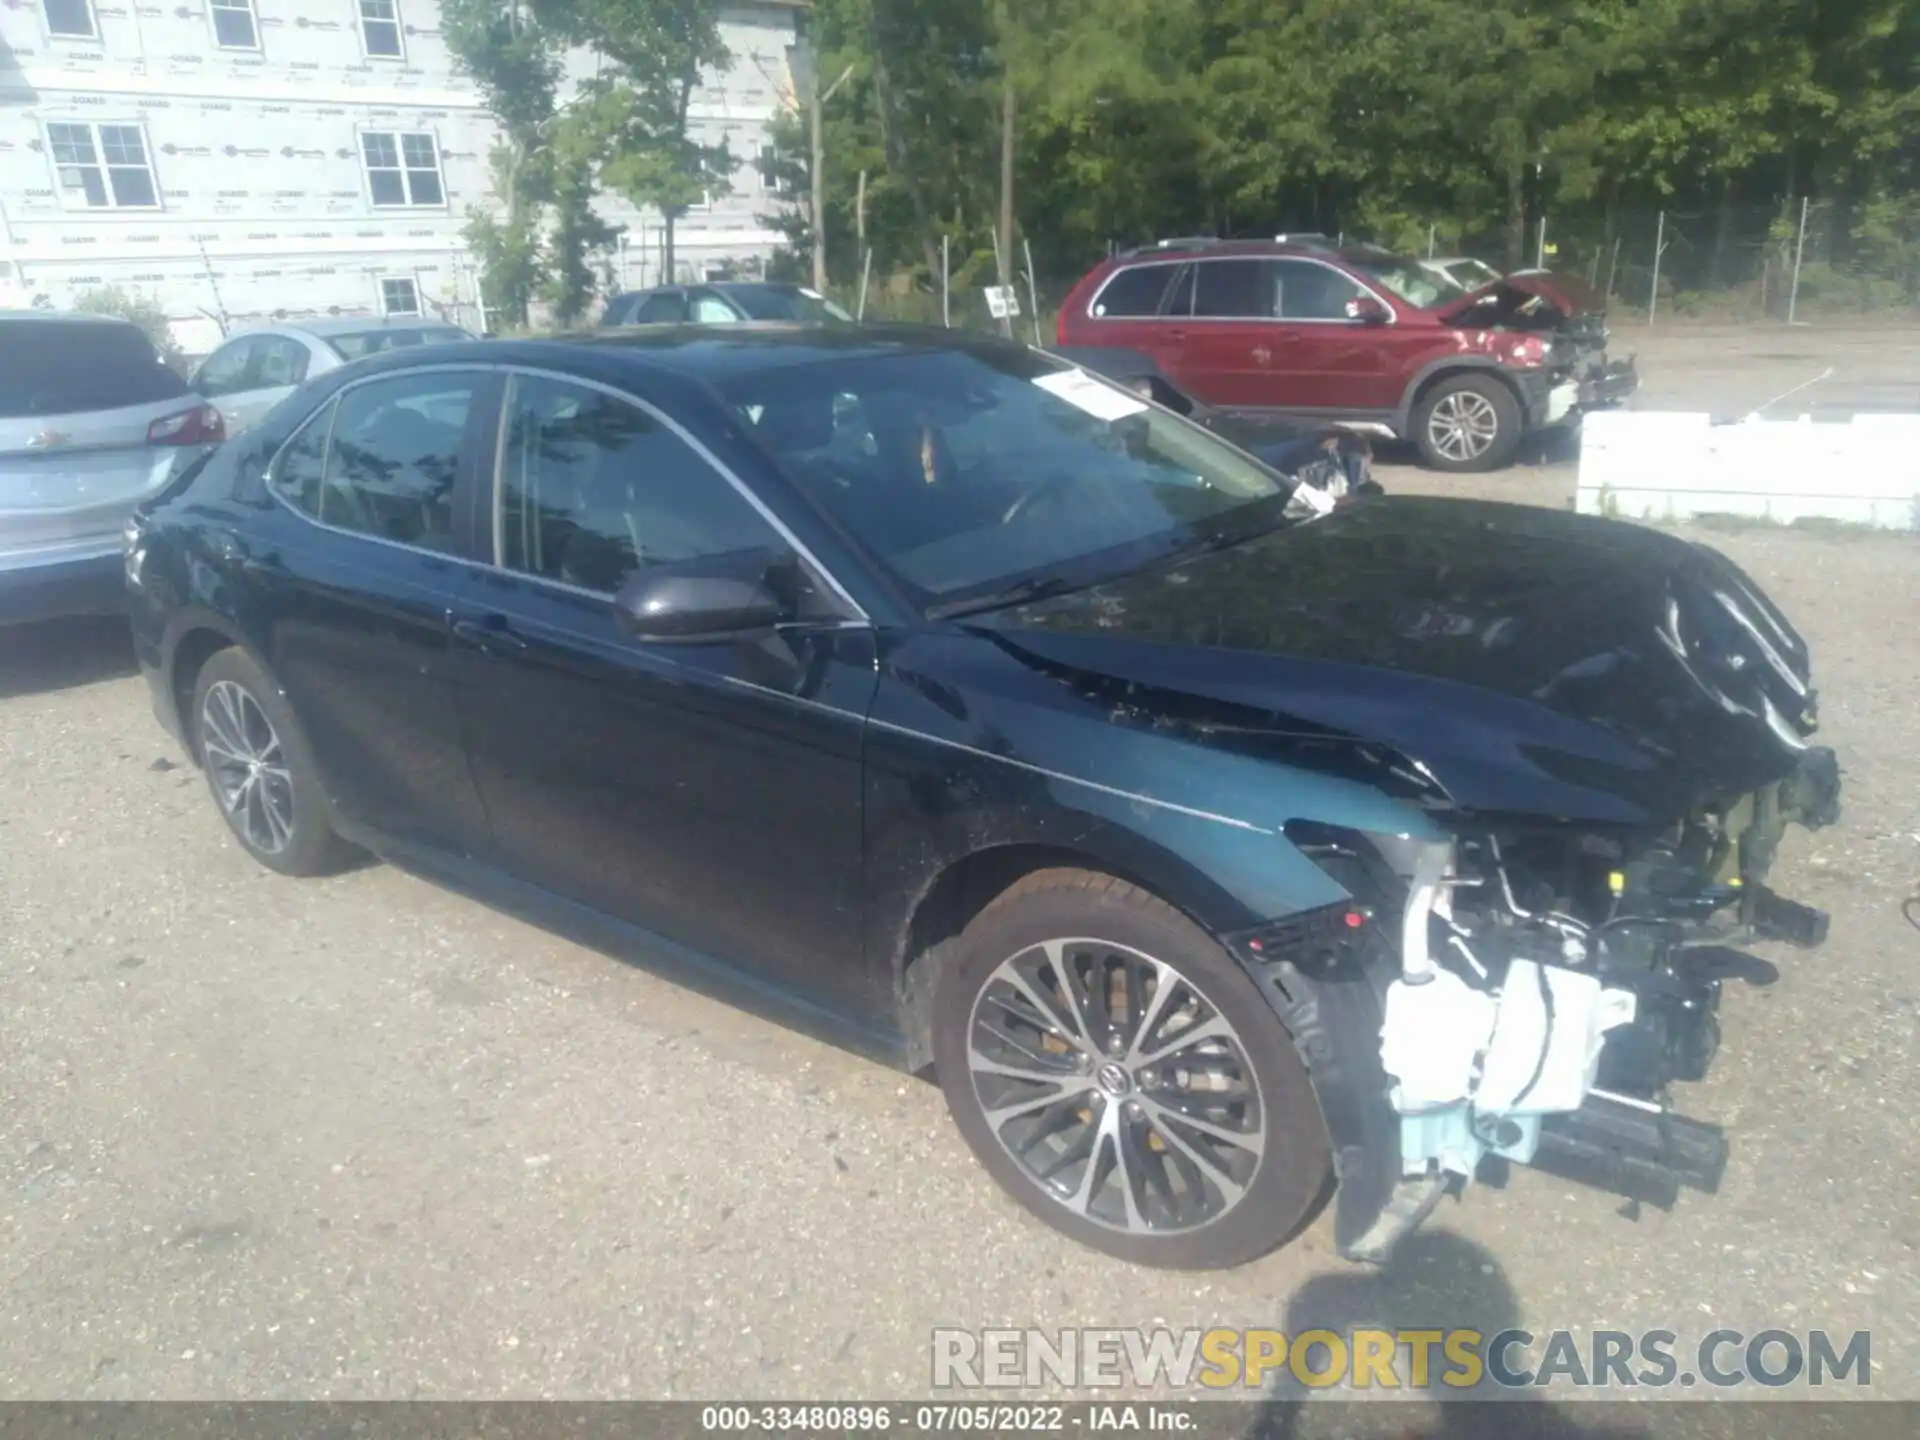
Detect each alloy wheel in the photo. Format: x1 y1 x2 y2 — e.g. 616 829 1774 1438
966 938 1267 1235
1426 390 1501 463
200 679 296 855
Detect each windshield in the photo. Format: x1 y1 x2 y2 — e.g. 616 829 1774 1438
326 326 472 360
1344 254 1465 308
719 345 1293 609
726 286 854 323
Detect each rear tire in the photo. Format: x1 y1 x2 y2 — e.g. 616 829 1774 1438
191 648 353 877
932 869 1330 1269
1413 373 1523 472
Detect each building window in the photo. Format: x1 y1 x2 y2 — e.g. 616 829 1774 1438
756 144 796 197
380 277 420 316
361 131 444 207
43 0 98 39
47 122 159 209
209 0 260 50
358 0 404 58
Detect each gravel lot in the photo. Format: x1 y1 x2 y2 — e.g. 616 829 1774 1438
2 323 1916 1410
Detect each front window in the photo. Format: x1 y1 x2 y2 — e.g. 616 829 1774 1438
721 345 1293 609
496 374 793 595
1345 253 1465 308
47 122 159 209
361 131 443 207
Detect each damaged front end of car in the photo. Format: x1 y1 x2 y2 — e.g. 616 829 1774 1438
1224 738 1841 1267
988 498 1844 1265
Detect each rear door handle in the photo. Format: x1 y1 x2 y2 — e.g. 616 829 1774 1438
1164 328 1189 342
449 614 530 652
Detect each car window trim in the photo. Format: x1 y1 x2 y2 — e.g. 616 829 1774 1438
485 363 870 623
262 362 488 565
1092 254 1399 326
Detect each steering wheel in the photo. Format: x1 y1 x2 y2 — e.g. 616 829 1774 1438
1001 471 1078 526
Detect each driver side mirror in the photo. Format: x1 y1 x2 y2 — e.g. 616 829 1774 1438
612 554 788 643
1345 295 1391 325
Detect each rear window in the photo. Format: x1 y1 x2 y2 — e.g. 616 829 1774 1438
0 320 189 419
326 326 472 360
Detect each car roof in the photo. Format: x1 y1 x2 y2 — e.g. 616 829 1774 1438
0 309 141 327
608 281 811 299
1105 240 1378 266
337 322 1032 387
227 315 470 340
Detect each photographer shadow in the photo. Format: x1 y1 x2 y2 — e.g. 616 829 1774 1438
1248 1227 1652 1440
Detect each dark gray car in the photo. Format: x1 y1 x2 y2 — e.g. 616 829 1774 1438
601 281 853 328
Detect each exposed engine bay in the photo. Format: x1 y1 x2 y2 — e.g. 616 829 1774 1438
1351 744 1842 1255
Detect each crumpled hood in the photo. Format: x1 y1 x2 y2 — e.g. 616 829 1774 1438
1436 272 1602 324
979 498 1819 824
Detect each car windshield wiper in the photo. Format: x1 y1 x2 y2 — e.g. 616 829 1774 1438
925 572 1100 622
1153 493 1301 569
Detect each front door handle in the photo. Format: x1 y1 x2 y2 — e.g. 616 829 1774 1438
449 614 530 652
1251 346 1273 365
1164 327 1189 343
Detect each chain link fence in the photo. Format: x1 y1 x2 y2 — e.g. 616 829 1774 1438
826 197 1920 336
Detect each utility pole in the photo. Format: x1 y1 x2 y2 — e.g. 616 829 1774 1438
997 75 1016 338
788 41 842 294
1787 195 1810 326
809 61 826 292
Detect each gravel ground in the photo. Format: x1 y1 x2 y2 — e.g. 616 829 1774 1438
1 324 1916 1410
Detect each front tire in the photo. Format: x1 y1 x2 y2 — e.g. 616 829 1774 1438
1413 373 1523 472
932 869 1330 1269
191 647 352 876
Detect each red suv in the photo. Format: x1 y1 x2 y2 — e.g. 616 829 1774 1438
1056 240 1635 472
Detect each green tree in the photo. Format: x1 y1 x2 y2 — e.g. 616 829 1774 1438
441 0 563 328
538 0 733 284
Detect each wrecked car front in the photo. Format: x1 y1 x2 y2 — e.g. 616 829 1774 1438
939 495 1840 1261
1438 274 1639 412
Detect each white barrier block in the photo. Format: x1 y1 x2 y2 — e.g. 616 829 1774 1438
1577 409 1920 530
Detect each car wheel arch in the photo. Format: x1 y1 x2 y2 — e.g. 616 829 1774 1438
1397 358 1525 434
163 615 255 763
892 836 1249 1075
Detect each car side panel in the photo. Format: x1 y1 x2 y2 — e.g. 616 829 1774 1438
863 630 1446 1052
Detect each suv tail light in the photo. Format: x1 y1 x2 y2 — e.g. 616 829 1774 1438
1503 335 1551 369
148 405 225 446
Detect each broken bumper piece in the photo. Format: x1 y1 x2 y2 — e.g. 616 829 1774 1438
1578 355 1638 408
1531 1093 1728 1209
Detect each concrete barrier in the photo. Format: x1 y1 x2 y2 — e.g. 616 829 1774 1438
1577 410 1920 531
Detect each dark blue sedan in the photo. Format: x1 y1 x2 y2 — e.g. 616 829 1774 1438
127 326 1840 1269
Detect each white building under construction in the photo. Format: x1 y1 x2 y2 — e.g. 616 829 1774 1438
0 0 805 352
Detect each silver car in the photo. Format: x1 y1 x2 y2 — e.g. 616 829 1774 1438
190 315 477 436
2 311 223 625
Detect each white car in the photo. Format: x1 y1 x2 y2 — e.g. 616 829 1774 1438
191 316 476 436
1419 255 1505 292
